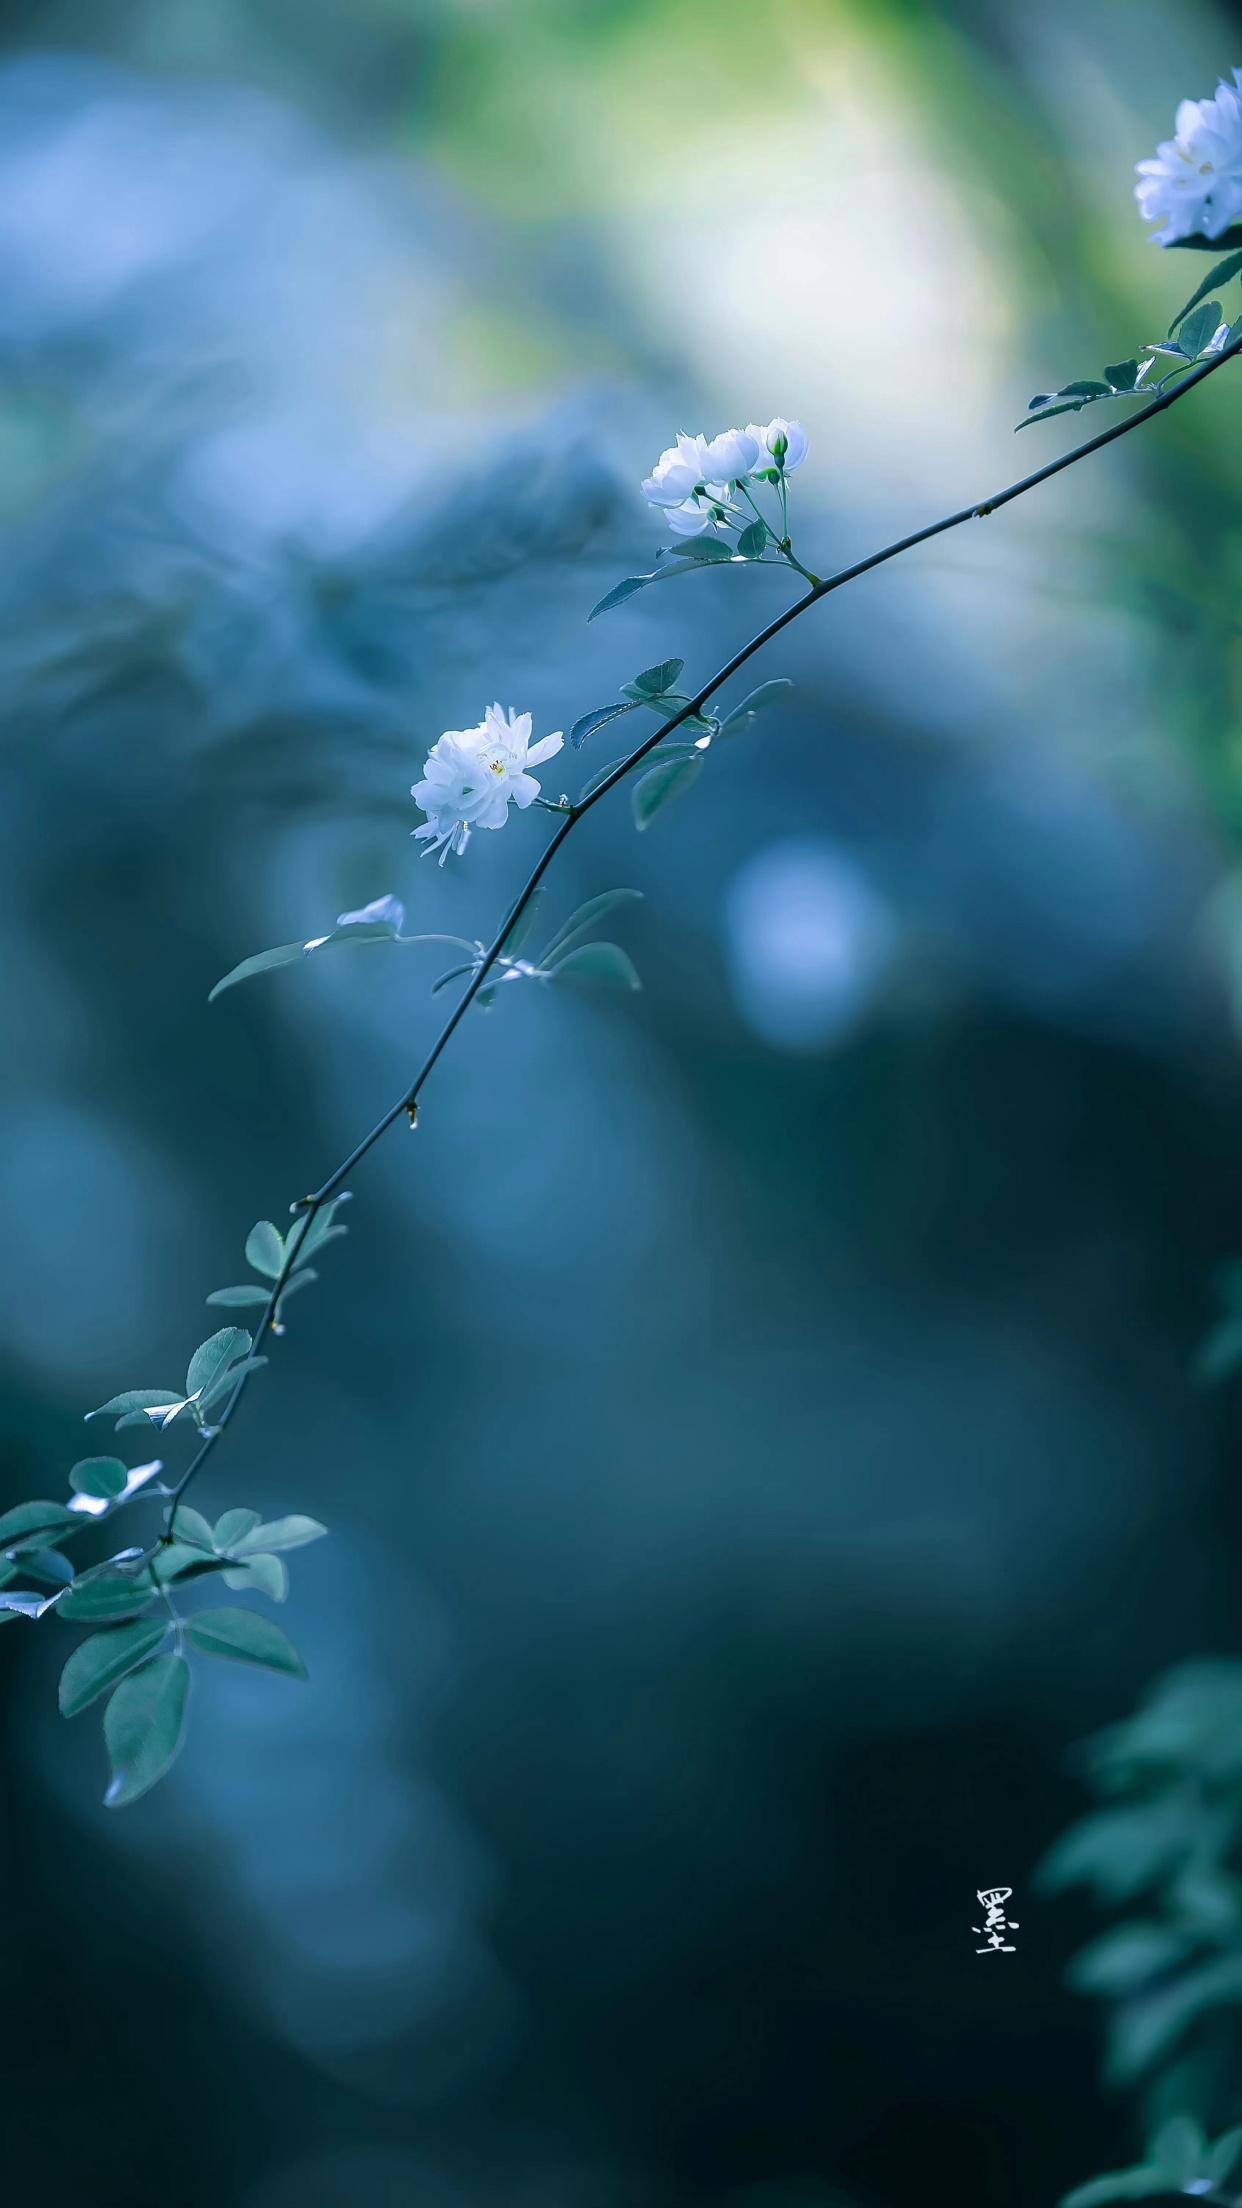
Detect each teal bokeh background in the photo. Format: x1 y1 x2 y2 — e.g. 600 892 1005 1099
3 2 1242 2201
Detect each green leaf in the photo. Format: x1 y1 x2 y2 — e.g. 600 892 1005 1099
1208 2127 1242 2186
1195 1311 1242 1384
206 1285 273 1309
1107 1952 1242 2083
576 754 632 802
586 547 733 622
587 573 660 621
115 1401 195 1435
244 1221 284 1279
499 889 548 961
431 960 478 997
1170 222 1242 251
86 1389 183 1426
290 1195 352 1266
736 520 768 558
1058 379 1114 399
152 1544 231 1585
223 1553 288 1603
207 913 419 1003
59 1619 168 1718
0 1500 79 1545
56 1567 156 1623
68 1457 129 1501
1015 400 1087 431
1038 1801 1190 1902
1067 1922 1190 1995
1179 299 1223 359
18 1547 75 1587
1104 359 1142 392
542 888 643 965
667 537 733 563
230 1514 328 1556
546 942 642 992
569 701 638 750
632 754 703 830
103 1653 190 1806
720 678 793 736
214 1508 261 1550
0 1587 62 1620
1169 249 1242 332
208 942 307 1001
198 1354 268 1413
166 1505 215 1550
185 1327 251 1400
1060 2163 1171 2208
632 657 685 696
1150 2116 1206 2184
184 1607 307 1678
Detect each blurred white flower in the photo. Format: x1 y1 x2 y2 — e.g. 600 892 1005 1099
726 839 897 1050
746 418 809 471
411 704 563 863
1136 71 1242 245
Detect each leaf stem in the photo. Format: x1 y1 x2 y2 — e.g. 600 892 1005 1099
158 329 1242 1523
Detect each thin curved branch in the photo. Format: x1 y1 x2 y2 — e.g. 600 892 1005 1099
163 331 1242 1529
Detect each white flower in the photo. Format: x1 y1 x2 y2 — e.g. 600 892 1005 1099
703 426 761 479
1136 71 1242 244
641 425 761 536
641 431 714 508
663 499 718 536
746 418 809 471
411 703 564 863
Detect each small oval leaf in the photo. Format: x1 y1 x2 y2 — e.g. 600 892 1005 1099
632 754 703 830
569 701 638 750
184 1608 307 1677
68 1458 129 1501
223 1553 289 1603
59 1619 168 1718
208 942 307 1002
632 657 685 696
103 1653 190 1806
213 1508 261 1551
0 1500 79 1545
541 888 643 965
230 1515 328 1556
57 1570 157 1624
547 942 642 992
244 1221 284 1279
185 1327 252 1400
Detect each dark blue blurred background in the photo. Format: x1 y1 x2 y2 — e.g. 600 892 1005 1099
4 2 1242 2202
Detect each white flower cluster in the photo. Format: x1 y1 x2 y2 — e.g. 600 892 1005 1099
411 702 564 863
1137 69 1242 245
641 418 808 537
